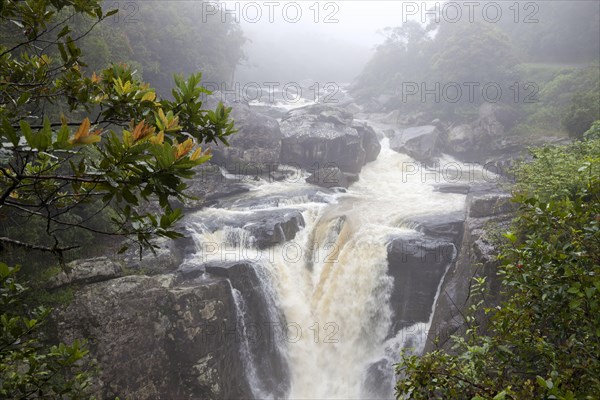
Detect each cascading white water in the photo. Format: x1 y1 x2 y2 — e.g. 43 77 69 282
184 118 493 398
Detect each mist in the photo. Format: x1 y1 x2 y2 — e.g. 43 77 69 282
1 1 599 399
226 1 420 83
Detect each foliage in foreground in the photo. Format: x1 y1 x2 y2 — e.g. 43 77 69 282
396 131 600 399
1 1 238 395
0 0 236 261
0 263 92 398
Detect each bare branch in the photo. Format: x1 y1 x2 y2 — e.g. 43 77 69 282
0 236 79 253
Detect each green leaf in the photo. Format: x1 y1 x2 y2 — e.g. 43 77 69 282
20 120 34 146
57 42 68 62
492 391 507 400
2 117 19 146
106 8 119 17
57 25 71 39
121 187 138 206
0 262 10 278
536 375 548 388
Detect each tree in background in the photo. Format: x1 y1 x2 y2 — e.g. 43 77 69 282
80 1 247 95
494 1 600 64
353 20 433 103
430 21 518 87
562 84 600 139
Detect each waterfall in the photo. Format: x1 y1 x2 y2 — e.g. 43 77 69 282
184 132 480 398
231 287 270 399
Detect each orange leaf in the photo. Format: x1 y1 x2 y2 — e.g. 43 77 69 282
70 118 91 144
190 148 202 161
91 72 101 84
149 131 165 145
175 138 194 159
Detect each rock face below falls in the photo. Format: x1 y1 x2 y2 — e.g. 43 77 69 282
53 262 290 399
386 218 461 332
280 104 381 173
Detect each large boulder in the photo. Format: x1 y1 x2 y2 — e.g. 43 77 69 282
53 274 251 399
48 257 122 289
386 234 457 334
189 208 305 250
445 103 525 163
425 191 516 353
210 103 282 175
243 210 306 249
279 104 380 173
389 125 441 165
194 262 290 398
180 163 250 209
54 262 290 399
115 235 196 275
353 122 381 163
407 212 466 242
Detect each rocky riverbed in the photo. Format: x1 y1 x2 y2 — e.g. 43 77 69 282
50 91 541 399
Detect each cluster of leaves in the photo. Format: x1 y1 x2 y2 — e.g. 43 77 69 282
0 0 236 260
0 263 92 398
396 131 600 399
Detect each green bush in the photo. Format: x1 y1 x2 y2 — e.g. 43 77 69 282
0 263 93 398
396 138 600 399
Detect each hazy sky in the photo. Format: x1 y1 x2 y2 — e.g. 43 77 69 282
222 1 428 45
216 1 435 83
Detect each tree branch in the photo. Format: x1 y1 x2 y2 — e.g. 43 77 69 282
0 236 79 253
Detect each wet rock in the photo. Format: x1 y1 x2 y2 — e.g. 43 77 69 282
192 208 305 249
243 210 306 249
447 124 478 155
434 183 471 195
202 262 291 398
178 163 250 209
469 193 516 218
345 102 362 114
362 358 395 399
444 103 530 164
390 125 441 165
344 172 360 184
54 260 291 399
425 190 516 352
207 101 283 175
353 122 381 163
279 104 380 173
48 257 122 289
306 167 349 189
116 235 195 275
386 234 457 333
53 274 252 399
408 212 466 242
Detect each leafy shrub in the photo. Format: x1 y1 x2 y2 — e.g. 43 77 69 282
396 138 600 399
0 263 93 398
